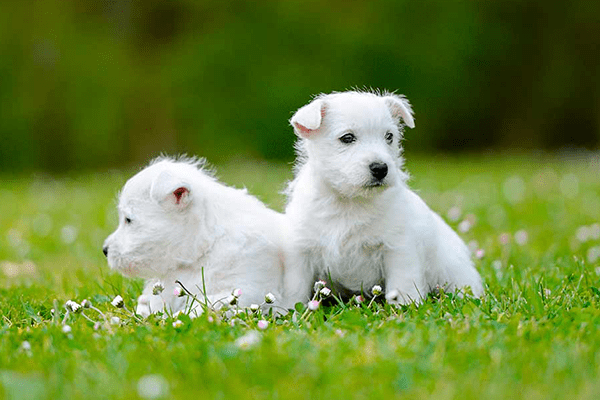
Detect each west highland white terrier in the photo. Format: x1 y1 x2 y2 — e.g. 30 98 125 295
103 157 285 316
283 90 483 306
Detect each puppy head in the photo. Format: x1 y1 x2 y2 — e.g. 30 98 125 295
290 91 415 198
103 159 205 278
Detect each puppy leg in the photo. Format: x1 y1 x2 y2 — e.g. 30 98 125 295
384 249 427 306
281 250 314 309
136 281 166 317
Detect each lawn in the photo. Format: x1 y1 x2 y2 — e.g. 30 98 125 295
1 153 599 400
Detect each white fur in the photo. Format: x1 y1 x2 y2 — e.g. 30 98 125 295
283 90 483 306
103 157 285 316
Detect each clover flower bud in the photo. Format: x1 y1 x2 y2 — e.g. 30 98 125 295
314 280 327 291
264 293 276 304
66 300 82 314
152 282 165 295
250 303 260 312
371 285 383 297
21 341 32 352
232 288 242 298
227 295 238 306
81 299 92 308
354 295 364 304
172 320 183 328
319 287 332 298
307 300 320 311
111 295 124 308
62 325 72 333
257 320 269 330
110 316 120 325
173 287 185 297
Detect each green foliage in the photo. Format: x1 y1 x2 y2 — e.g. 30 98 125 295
1 154 600 399
1 1 599 172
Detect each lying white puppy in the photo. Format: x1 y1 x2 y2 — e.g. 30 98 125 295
283 90 483 306
103 157 285 316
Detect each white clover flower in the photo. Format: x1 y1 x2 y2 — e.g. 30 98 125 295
319 287 332 297
232 288 242 298
65 300 82 314
249 303 260 312
21 341 32 351
514 229 529 246
152 282 165 295
475 249 485 259
264 293 276 304
110 316 120 325
314 280 326 291
81 299 92 308
371 285 383 296
173 287 185 297
111 295 124 308
62 325 72 333
235 331 261 350
257 320 269 330
499 233 511 245
446 206 462 222
137 374 169 400
307 300 320 311
458 219 472 233
226 295 238 306
172 320 183 328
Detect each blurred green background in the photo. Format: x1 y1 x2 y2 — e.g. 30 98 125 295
1 0 599 173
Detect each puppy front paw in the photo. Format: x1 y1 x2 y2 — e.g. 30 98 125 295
136 295 152 318
385 289 423 306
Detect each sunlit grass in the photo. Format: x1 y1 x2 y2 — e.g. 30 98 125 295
1 153 599 399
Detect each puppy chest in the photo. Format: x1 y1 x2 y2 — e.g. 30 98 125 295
310 238 386 293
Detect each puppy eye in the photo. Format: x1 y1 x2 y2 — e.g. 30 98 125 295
339 133 356 144
385 132 394 144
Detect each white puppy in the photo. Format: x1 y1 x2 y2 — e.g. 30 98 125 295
283 90 483 306
103 157 285 316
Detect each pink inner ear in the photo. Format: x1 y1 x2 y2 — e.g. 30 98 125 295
294 122 317 138
173 187 188 204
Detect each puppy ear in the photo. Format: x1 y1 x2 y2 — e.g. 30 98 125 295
290 99 325 139
383 94 415 129
150 170 192 209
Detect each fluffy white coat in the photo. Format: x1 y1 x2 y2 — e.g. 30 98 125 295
283 91 483 306
103 157 285 316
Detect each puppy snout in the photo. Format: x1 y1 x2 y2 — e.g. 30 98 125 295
103 245 109 257
369 162 388 181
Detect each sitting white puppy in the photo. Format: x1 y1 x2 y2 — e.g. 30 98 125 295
283 90 483 306
103 157 285 317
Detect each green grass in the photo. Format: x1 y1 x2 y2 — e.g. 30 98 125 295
1 153 600 400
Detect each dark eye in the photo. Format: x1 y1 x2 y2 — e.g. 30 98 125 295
339 133 356 144
125 217 132 224
385 132 394 144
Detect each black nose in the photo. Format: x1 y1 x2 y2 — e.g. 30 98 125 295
102 246 108 257
369 162 388 181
